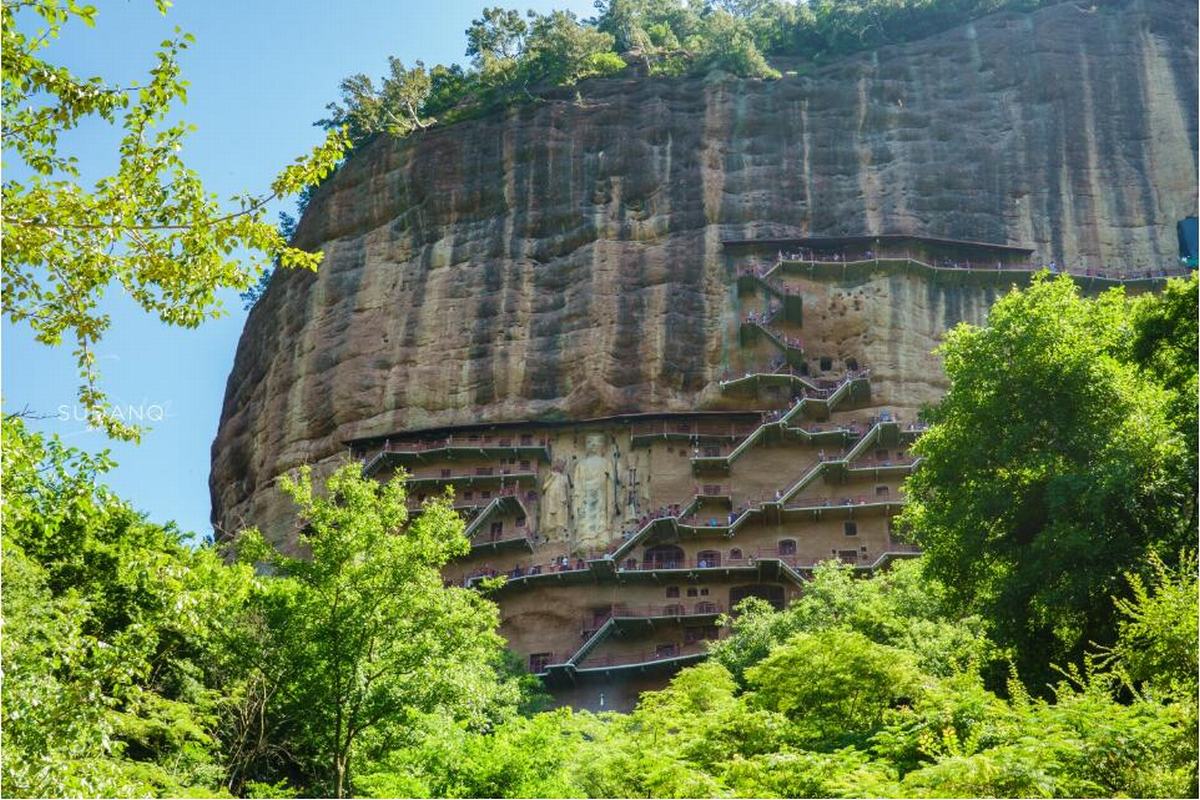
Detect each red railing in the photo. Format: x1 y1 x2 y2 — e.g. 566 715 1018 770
373 434 549 454
528 654 557 673
407 484 534 511
585 601 726 627
616 544 921 573
407 467 538 483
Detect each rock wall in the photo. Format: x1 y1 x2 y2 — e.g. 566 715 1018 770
211 0 1197 542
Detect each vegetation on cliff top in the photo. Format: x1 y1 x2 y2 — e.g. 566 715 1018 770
320 0 1060 148
240 0 1063 309
4 273 1196 798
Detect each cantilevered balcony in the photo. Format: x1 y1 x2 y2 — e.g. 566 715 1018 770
361 433 550 477
403 466 538 489
574 642 713 672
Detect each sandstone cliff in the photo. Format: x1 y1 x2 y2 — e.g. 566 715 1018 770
211 0 1197 541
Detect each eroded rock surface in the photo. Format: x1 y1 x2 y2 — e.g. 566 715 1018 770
211 0 1197 542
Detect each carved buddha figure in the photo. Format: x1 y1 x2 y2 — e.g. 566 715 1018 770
571 433 612 553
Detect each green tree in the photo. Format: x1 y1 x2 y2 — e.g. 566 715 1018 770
524 10 626 86
1 0 348 440
1104 552 1199 702
709 559 991 684
1 415 258 797
691 10 779 79
747 629 925 745
236 464 525 798
320 57 435 144
466 6 529 87
897 274 1191 689
1130 274 1199 527
240 211 298 310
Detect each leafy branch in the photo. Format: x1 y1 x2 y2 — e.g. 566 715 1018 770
1 0 350 441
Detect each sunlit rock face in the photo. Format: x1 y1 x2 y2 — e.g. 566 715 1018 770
211 0 1196 545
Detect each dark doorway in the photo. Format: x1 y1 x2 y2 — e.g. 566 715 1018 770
644 544 685 569
729 584 785 611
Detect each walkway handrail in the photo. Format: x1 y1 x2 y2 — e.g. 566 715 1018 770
722 380 839 464
745 318 803 354
407 467 539 483
774 254 1191 283
737 267 804 298
576 642 713 670
463 494 531 539
784 494 900 509
587 601 726 624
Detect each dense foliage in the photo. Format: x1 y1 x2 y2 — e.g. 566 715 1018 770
1 418 526 798
321 0 1059 147
4 274 1195 798
362 559 1197 798
1 0 348 439
897 273 1198 690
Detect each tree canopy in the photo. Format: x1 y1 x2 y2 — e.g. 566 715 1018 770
234 466 526 797
1 417 530 798
896 273 1197 689
321 0 1059 149
8 462 1194 799
373 559 1196 798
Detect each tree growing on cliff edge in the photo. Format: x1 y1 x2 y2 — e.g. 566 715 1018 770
896 273 1197 691
234 465 527 798
1 0 349 441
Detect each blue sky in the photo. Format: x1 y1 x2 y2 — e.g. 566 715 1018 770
3 0 592 538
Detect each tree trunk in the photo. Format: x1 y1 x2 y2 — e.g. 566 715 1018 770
335 754 347 799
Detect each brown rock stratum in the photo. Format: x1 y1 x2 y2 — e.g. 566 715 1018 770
211 0 1197 543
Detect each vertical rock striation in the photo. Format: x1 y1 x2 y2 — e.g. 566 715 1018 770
211 0 1197 543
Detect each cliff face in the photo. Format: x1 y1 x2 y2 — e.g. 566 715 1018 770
211 0 1197 540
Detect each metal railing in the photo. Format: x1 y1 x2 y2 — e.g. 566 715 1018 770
848 455 919 469
585 601 726 627
407 467 538 483
471 528 533 546
409 484 533 510
784 494 902 510
744 316 804 353
629 419 762 440
736 266 805 296
770 253 1192 282
615 542 921 573
371 434 549 454
576 641 714 670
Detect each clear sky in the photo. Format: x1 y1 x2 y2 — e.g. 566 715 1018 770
2 0 593 539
